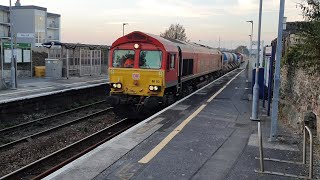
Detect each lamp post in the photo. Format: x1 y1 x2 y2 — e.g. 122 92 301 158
270 0 286 141
9 0 16 89
122 23 128 36
251 0 263 121
246 20 253 60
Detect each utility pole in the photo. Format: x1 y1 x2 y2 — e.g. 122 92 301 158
9 0 16 89
122 23 128 36
251 0 263 121
270 0 286 141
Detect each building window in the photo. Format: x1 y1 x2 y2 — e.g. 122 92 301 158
0 11 9 23
0 25 9 37
35 10 46 44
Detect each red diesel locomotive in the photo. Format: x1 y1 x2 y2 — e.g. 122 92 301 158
108 31 237 108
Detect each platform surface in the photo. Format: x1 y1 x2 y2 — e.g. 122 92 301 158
0 75 108 104
45 62 307 180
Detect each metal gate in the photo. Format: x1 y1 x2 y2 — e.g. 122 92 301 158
80 49 101 76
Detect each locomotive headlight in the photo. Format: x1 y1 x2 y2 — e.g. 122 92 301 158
116 83 122 89
113 83 117 88
149 85 160 91
134 43 140 49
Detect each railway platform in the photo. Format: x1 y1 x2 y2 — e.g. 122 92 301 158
0 75 108 104
44 64 309 180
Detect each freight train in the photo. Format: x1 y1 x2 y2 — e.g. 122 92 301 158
107 31 243 109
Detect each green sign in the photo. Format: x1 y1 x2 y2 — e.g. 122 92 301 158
2 42 31 49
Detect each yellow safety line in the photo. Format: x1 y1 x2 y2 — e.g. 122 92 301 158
138 69 244 164
138 104 206 164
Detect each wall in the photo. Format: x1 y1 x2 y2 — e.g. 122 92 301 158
279 66 320 137
11 9 35 45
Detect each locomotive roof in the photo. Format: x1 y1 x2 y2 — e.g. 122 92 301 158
112 31 221 54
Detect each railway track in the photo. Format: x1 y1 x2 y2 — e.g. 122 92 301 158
0 100 121 178
0 100 107 134
0 100 109 149
0 107 113 150
1 118 136 180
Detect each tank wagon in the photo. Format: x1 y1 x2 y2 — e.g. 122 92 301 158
107 31 239 108
222 52 242 70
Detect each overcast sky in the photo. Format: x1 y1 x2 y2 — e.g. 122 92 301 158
1 0 303 48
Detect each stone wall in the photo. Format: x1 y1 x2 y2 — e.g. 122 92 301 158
279 65 320 137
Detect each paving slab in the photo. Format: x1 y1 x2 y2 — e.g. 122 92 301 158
0 75 108 104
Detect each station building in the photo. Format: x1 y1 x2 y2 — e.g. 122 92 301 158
0 0 61 47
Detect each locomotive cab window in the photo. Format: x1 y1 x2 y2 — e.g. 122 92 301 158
112 50 135 68
167 54 176 69
139 50 162 69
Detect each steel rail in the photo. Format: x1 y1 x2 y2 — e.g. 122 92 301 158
0 107 113 150
0 100 107 134
0 118 134 180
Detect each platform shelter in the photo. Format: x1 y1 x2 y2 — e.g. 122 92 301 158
43 42 109 78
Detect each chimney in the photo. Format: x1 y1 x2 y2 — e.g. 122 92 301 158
15 0 21 6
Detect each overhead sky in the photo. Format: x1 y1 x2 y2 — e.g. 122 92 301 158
1 0 303 48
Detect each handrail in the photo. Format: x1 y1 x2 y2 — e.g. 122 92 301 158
303 126 313 179
256 124 314 179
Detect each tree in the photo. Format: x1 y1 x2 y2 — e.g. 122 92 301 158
235 46 249 55
160 23 188 41
283 0 320 74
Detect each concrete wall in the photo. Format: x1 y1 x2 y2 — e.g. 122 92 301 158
1 69 31 78
11 9 35 45
279 66 320 138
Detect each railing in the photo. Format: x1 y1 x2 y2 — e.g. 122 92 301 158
303 126 314 178
255 123 314 179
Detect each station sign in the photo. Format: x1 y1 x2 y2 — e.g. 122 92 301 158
265 46 272 57
17 33 35 38
2 42 31 49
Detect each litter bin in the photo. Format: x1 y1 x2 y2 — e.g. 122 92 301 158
35 66 45 77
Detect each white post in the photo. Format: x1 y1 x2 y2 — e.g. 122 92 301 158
9 0 16 89
251 0 263 121
270 0 286 141
66 49 69 79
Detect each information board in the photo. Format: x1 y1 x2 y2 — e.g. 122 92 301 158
23 50 31 62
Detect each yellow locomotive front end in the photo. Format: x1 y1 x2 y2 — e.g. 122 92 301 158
109 68 165 97
107 42 166 108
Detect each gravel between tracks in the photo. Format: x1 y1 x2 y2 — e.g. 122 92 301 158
0 111 120 177
0 103 110 145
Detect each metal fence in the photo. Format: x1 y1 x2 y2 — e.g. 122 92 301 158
46 43 109 78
